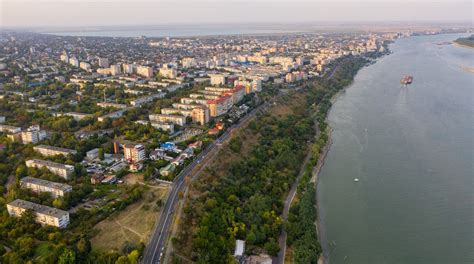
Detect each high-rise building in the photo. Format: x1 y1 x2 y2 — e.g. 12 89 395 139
182 57 197 68
123 144 146 163
69 57 79 67
192 106 210 125
21 125 47 144
137 66 153 78
79 62 91 72
209 74 227 86
159 65 177 79
251 80 262 92
110 64 121 76
60 54 69 63
122 63 135 74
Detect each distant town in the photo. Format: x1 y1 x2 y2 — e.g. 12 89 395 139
0 25 470 264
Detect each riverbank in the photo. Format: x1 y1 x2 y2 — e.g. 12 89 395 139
452 41 474 50
311 127 332 264
316 33 474 263
310 51 390 264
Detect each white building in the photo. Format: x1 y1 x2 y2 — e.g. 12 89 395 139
209 74 227 86
33 145 77 157
79 62 91 72
21 125 47 144
137 66 153 78
110 64 122 76
123 144 146 163
149 114 186 126
7 199 70 228
0 124 21 133
159 65 177 79
122 63 135 74
182 57 197 68
25 159 74 180
69 57 79 67
20 177 72 198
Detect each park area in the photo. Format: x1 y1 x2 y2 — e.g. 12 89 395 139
91 174 169 252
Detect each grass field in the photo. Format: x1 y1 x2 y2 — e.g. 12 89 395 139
91 184 169 252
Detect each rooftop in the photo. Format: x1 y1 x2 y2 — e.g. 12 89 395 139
34 144 77 154
9 199 69 218
21 176 72 191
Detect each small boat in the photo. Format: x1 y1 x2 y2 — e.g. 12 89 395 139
354 178 360 182
400 75 413 85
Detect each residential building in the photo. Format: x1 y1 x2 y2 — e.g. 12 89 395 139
98 57 109 68
33 145 77 157
79 62 91 71
130 93 165 107
192 106 210 124
7 199 70 228
96 102 128 109
159 65 177 79
25 159 74 179
0 124 21 133
150 122 175 132
209 74 227 86
20 176 72 198
137 65 153 78
207 95 233 117
123 144 146 163
182 57 197 68
149 114 186 126
60 54 69 63
122 63 135 74
110 64 121 76
21 125 47 144
251 80 262 92
69 57 79 67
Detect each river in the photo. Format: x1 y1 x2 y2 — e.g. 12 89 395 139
318 33 474 263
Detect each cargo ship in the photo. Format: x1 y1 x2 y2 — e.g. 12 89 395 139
400 75 413 85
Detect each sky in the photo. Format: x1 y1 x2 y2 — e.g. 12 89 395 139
0 0 472 28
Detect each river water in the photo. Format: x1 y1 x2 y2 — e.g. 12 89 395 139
318 33 474 263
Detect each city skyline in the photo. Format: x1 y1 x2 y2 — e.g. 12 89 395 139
1 0 472 28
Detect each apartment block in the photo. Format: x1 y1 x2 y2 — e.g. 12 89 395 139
21 125 47 144
207 95 233 117
192 106 210 124
7 199 70 228
20 177 72 198
33 145 77 157
25 159 74 180
123 143 146 163
0 124 21 134
137 65 153 78
149 114 186 126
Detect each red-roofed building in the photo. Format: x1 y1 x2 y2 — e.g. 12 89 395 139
207 95 233 117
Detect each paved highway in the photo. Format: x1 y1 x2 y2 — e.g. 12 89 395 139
142 102 268 264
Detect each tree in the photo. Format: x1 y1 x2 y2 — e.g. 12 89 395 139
76 237 91 255
98 148 104 160
58 248 76 264
15 164 27 178
127 250 139 264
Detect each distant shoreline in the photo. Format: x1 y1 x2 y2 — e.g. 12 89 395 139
452 41 474 50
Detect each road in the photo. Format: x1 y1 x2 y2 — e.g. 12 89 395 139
141 102 269 264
